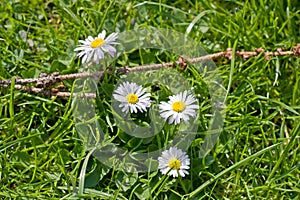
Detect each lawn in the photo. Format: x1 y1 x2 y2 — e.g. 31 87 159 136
0 0 300 199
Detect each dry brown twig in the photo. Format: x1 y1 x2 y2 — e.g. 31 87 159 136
1 44 300 99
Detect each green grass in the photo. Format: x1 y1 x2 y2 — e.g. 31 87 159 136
1 0 300 199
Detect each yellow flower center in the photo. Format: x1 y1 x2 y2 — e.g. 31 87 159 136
168 158 181 170
90 38 105 48
126 94 139 104
172 101 186 112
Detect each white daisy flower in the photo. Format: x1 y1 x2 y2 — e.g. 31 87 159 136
113 81 151 114
159 90 199 125
74 30 118 64
158 147 190 178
